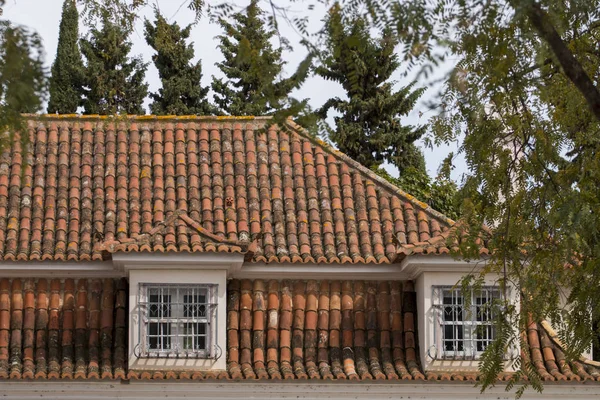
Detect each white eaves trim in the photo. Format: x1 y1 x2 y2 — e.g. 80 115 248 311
1 381 599 399
0 253 246 278
398 254 488 280
235 261 409 280
237 255 487 280
0 254 484 280
236 255 486 280
112 252 245 275
0 252 486 280
0 261 121 278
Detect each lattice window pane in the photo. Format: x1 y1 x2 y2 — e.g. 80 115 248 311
149 291 171 318
184 294 207 318
441 288 464 353
148 322 171 350
475 324 496 352
139 284 217 358
183 322 207 350
434 286 501 359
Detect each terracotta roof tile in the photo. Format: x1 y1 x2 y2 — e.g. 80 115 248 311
0 278 126 380
0 115 459 263
0 278 596 383
225 279 422 381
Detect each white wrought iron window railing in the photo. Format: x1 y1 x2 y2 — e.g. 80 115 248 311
432 286 500 359
137 283 218 359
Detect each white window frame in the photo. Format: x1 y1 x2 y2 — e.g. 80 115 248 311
432 285 500 360
137 283 218 359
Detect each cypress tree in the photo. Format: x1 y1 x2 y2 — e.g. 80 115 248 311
211 0 303 116
315 6 427 175
144 12 216 115
80 15 148 115
47 0 84 114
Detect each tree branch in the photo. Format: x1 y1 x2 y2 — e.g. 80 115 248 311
519 1 600 121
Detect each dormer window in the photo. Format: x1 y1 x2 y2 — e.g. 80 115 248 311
138 284 218 358
433 286 500 359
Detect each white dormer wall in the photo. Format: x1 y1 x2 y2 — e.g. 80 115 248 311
113 253 245 371
400 255 520 372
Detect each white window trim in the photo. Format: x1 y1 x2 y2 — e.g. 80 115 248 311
128 268 229 371
415 269 520 372
137 283 218 359
432 285 500 360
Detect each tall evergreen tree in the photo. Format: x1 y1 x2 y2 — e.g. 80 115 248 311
144 12 216 115
211 0 304 116
80 15 148 115
315 6 426 175
47 0 84 114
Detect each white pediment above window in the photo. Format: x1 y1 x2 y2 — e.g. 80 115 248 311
113 252 244 276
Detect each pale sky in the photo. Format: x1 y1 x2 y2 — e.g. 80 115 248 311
3 0 466 181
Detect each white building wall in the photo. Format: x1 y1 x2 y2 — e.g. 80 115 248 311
2 381 599 399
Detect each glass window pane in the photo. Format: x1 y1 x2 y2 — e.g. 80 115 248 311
437 287 502 358
149 293 171 318
183 322 208 350
144 285 212 357
148 322 171 350
196 335 206 350
444 324 454 340
184 292 207 318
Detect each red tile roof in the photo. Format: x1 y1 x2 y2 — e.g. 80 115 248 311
224 279 423 380
1 277 597 382
0 278 128 380
523 319 600 382
0 115 464 264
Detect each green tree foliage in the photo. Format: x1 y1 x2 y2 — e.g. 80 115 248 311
373 155 459 221
144 11 216 115
315 6 426 175
438 4 600 395
0 12 47 154
0 23 46 115
342 0 600 394
211 0 307 116
80 14 148 115
47 0 84 114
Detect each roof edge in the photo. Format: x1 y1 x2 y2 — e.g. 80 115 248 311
21 113 272 122
284 118 456 226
